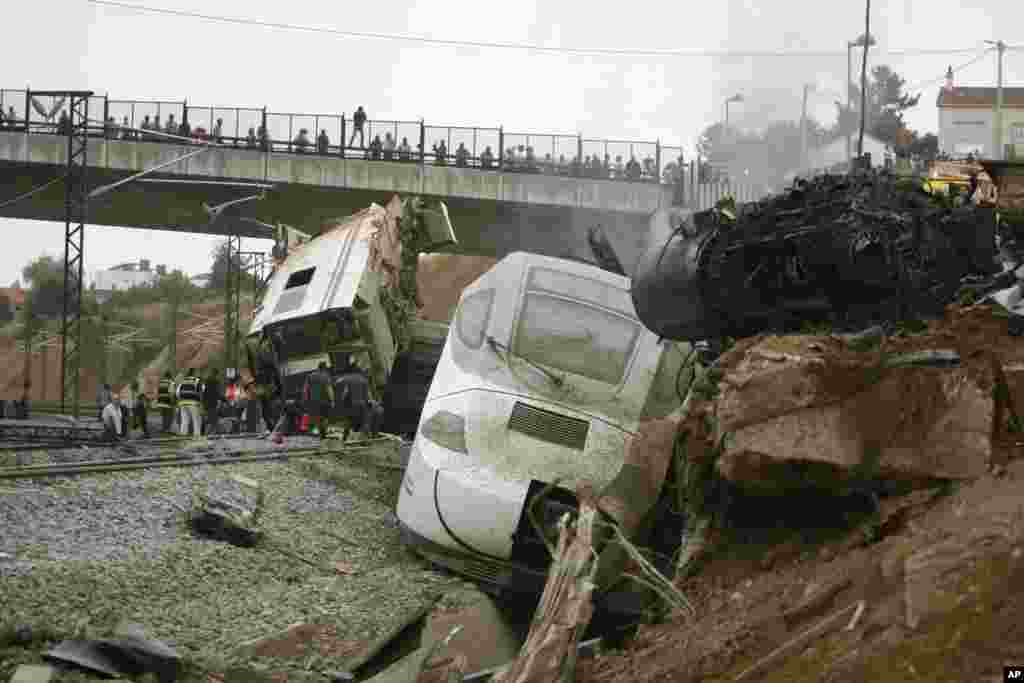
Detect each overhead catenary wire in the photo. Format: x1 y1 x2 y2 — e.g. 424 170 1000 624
904 48 997 96
0 173 68 210
87 0 998 60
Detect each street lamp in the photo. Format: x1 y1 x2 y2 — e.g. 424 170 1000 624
801 84 817 171
847 33 876 161
984 39 1008 160
724 94 744 131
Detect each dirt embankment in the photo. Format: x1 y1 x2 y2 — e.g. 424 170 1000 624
576 304 1024 683
0 335 101 403
0 298 254 402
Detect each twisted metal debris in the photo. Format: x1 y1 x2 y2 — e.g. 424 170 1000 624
632 169 1002 342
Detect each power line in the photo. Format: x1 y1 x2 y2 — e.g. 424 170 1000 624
906 48 995 96
0 174 67 211
88 0 992 59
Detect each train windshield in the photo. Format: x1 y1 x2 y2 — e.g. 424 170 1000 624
273 317 327 358
513 269 641 386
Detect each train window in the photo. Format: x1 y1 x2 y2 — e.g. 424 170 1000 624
456 289 494 350
285 267 315 289
514 294 640 386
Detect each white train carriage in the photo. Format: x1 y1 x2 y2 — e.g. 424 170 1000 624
396 252 690 603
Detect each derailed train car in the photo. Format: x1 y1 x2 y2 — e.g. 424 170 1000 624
395 251 692 612
246 196 463 434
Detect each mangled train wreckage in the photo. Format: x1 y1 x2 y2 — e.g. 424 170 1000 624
247 194 692 614
632 168 1006 342
250 166 1018 611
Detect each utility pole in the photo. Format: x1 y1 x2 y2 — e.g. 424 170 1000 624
987 40 1007 160
800 84 812 172
847 42 853 162
857 0 872 162
847 32 876 163
168 292 179 377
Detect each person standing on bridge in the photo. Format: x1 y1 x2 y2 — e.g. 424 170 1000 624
349 106 367 148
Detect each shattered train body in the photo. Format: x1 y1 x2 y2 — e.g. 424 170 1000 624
632 170 1001 342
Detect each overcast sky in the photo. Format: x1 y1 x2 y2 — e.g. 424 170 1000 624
2 0 1021 285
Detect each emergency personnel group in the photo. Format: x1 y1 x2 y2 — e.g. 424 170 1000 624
97 361 382 441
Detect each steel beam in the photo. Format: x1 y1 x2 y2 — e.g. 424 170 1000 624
238 250 268 316
224 230 242 377
60 91 93 419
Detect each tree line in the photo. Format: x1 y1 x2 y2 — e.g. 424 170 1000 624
696 64 939 187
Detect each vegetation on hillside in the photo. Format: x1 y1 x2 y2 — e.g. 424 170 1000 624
8 240 261 391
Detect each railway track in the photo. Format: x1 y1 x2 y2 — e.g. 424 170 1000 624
0 436 399 479
0 430 274 453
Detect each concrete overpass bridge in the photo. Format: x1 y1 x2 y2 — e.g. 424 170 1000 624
0 129 678 272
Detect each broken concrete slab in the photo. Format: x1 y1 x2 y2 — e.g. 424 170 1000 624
712 335 994 489
8 665 55 683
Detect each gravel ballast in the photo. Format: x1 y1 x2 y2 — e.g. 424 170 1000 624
0 437 458 681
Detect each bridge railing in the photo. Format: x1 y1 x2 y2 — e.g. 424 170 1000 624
421 124 501 168
104 98 186 139
0 86 697 186
0 89 27 130
500 132 578 174
178 104 264 147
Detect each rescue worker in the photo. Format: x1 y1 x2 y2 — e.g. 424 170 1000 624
132 380 150 437
121 382 134 437
303 362 334 439
202 368 223 436
333 356 371 442
176 368 203 436
156 372 175 433
101 396 123 441
255 344 281 433
96 382 113 422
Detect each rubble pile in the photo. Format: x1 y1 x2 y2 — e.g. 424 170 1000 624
633 169 1001 341
674 301 1023 498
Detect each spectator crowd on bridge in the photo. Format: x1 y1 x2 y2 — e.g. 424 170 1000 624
2 100 687 185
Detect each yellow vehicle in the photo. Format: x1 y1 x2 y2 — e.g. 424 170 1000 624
923 160 997 204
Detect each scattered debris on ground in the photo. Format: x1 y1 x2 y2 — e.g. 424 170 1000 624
44 621 180 682
186 474 265 547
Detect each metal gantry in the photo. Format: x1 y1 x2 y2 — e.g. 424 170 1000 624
238 250 270 313
224 230 242 378
34 90 95 419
